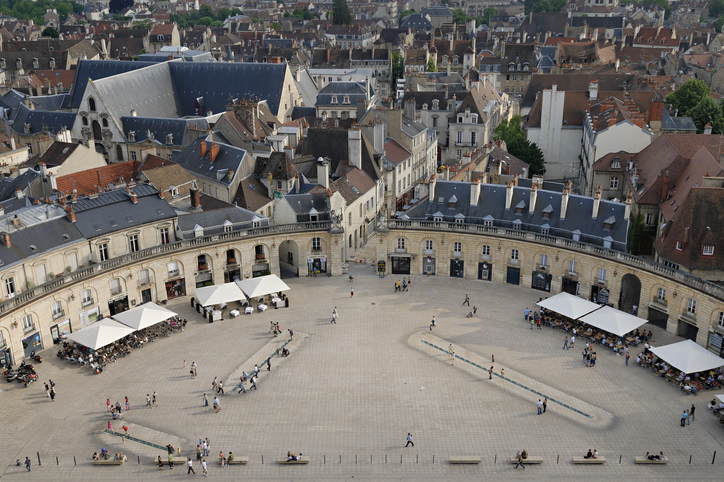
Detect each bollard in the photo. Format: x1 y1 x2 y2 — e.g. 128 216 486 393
37 452 41 466
371 455 372 464
261 455 263 465
619 455 622 464
74 457 76 466
557 455 559 464
713 451 716 464
385 454 387 464
137 456 140 465
417 454 418 464
356 455 357 464
340 455 341 464
401 454 403 464
324 455 326 465
56 456 59 465
689 455 692 464
433 454 434 464
494 454 497 464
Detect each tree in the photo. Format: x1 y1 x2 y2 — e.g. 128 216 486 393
391 51 404 96
665 78 711 117
216 8 231 21
710 0 724 16
109 0 133 14
42 26 59 38
494 115 546 175
332 0 351 24
481 7 498 24
451 8 472 23
198 4 215 19
197 16 213 26
714 16 724 32
132 19 153 31
427 56 437 72
689 97 724 134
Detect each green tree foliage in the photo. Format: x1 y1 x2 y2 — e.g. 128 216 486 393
480 7 498 24
285 7 313 19
42 26 59 37
0 0 83 24
713 16 724 31
197 16 213 26
198 4 214 18
132 19 153 31
711 0 724 17
216 8 230 21
664 78 711 117
530 0 567 13
451 8 472 23
494 115 547 176
689 97 724 134
427 56 437 72
620 0 671 19
332 0 351 24
391 51 404 95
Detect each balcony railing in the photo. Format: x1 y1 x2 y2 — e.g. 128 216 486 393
0 221 330 317
387 219 724 301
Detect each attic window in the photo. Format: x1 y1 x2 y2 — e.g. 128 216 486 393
448 195 457 208
437 197 444 204
676 241 683 251
62 234 70 241
110 220 117 227
29 245 37 252
611 158 620 169
515 200 526 214
126 216 133 222
94 224 101 231
703 245 715 256
157 209 164 215
331 95 338 104
62 147 69 154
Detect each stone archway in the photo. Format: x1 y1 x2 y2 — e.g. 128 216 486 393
278 240 299 278
619 273 642 314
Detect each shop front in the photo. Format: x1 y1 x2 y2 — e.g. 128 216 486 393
590 285 609 305
141 288 152 304
108 295 129 316
561 277 579 295
307 257 327 275
531 270 552 292
422 257 436 275
50 319 72 344
450 259 464 278
0 345 12 368
708 331 724 357
253 261 270 278
195 271 213 288
506 266 520 285
22 331 42 358
80 306 101 329
224 265 241 283
647 306 668 330
677 317 699 342
165 278 186 299
392 256 411 275
477 262 492 281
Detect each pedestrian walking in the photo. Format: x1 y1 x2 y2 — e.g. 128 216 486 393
448 344 453 357
489 366 493 380
570 335 575 349
251 375 258 390
501 368 505 377
524 307 530 321
187 458 195 474
108 421 113 433
690 404 696 422
269 321 276 333
107 399 111 411
405 433 414 447
146 394 152 408
184 360 187 368
332 307 338 323
44 382 50 397
158 455 164 471
212 377 217 390
125 396 130 411
350 287 354 297
288 329 293 340
49 379 55 392
492 354 494 363
536 316 541 330
214 397 221 413
537 399 543 415
515 452 525 470
543 398 548 413
267 358 271 371
530 318 535 330
451 351 455 366
253 364 259 376
205 439 210 456
49 387 55 402
202 393 209 407
625 352 630 366
473 305 477 316
238 377 246 394
218 381 224 395
192 362 197 378
203 440 209 456
153 391 158 406
563 336 569 350
24 457 31 472
681 410 688 427
463 294 470 306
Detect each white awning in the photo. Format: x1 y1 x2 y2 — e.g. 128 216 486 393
235 274 291 298
66 318 134 350
650 340 724 374
578 306 647 337
194 282 247 307
112 303 178 331
536 292 601 320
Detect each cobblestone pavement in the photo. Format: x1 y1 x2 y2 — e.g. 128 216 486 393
1 265 724 480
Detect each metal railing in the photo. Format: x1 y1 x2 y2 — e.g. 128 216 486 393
0 221 331 316
388 219 724 301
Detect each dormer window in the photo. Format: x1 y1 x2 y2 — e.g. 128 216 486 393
611 157 621 169
515 200 526 214
603 216 615 231
542 204 553 219
458 115 463 123
703 245 715 256
343 95 350 104
448 195 457 208
331 95 338 104
432 100 439 110
422 103 428 110
676 241 683 251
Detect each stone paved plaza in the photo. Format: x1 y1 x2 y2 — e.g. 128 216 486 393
1 265 724 480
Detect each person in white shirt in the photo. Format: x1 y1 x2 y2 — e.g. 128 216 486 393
201 458 208 476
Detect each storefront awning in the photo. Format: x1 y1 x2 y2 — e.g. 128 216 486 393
194 282 247 307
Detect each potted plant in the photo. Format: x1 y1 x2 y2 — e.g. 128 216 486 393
256 254 264 260
228 258 236 264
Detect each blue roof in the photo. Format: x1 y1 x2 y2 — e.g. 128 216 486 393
121 116 210 145
69 60 159 109
11 104 76 135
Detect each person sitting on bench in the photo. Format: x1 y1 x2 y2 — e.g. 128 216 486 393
93 452 99 461
286 451 302 461
227 452 234 465
592 449 598 459
520 450 528 460
281 347 290 357
583 449 593 459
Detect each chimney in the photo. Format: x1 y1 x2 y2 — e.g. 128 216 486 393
130 191 137 204
357 98 367 119
284 146 295 158
9 136 15 150
159 191 165 199
209 142 220 162
318 157 330 190
200 141 207 157
326 47 330 63
624 193 631 220
592 185 601 219
683 227 690 245
190 186 201 208
704 123 712 135
227 170 234 182
560 188 569 220
661 170 669 203
14 188 23 199
589 80 598 100
505 181 514 210
470 179 480 206
444 84 449 99
365 76 370 102
131 109 137 117
3 233 10 247
348 128 362 170
429 175 436 201
67 205 76 223
404 99 415 119
513 173 518 186
529 185 537 214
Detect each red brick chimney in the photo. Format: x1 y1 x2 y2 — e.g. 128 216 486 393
209 142 220 162
130 191 137 204
200 141 207 157
159 191 165 199
67 205 76 223
190 187 200 208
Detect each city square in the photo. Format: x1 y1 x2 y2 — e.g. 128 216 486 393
1 266 723 480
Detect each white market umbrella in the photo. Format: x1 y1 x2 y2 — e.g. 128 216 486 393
716 394 724 404
578 306 647 337
112 302 178 331
66 318 134 350
235 274 290 298
650 340 724 374
536 292 601 320
194 282 247 307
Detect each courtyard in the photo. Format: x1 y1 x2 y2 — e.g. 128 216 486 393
1 265 723 480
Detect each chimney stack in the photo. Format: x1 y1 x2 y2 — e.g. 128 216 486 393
704 123 713 135
200 141 207 157
429 175 436 201
67 205 76 222
560 188 569 220
130 191 137 204
317 157 330 190
209 142 220 162
529 185 537 214
505 181 514 210
348 128 362 170
190 185 201 208
3 233 10 247
661 170 670 203
470 179 480 206
624 193 632 220
592 185 601 219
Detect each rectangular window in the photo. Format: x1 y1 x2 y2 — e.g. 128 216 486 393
52 300 63 319
22 314 33 333
129 234 139 253
644 213 654 225
598 268 607 283
168 261 179 277
539 254 548 268
110 278 122 296
703 245 715 256
432 117 438 128
511 249 519 261
675 241 683 251
687 298 696 315
657 288 666 301
312 237 322 251
224 225 233 233
397 238 406 250
541 226 550 235
483 219 493 227
82 289 93 307
568 260 577 275
99 243 109 262
66 252 78 272
5 277 15 296
482 245 490 256
470 131 477 145
457 131 462 144
160 227 169 244
453 242 462 254
609 176 619 189
719 311 724 327
139 269 150 285
35 264 47 284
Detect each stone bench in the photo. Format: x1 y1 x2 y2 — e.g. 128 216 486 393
573 457 606 464
635 456 668 464
449 456 482 464
92 459 124 465
218 457 249 465
510 456 543 464
277 457 310 464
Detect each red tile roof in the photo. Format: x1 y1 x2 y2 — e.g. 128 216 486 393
55 161 140 195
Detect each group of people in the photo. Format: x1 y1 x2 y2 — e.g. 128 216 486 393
645 451 665 460
268 321 282 337
286 451 303 461
394 278 411 292
583 449 599 459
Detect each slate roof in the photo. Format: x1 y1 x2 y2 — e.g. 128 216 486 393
11 103 76 135
71 183 176 237
69 60 158 109
0 170 40 202
172 137 248 186
283 192 330 221
138 163 196 198
405 180 628 251
26 142 82 168
521 73 639 107
400 14 432 30
233 174 272 212
121 116 210 145
316 81 372 107
177 205 266 238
